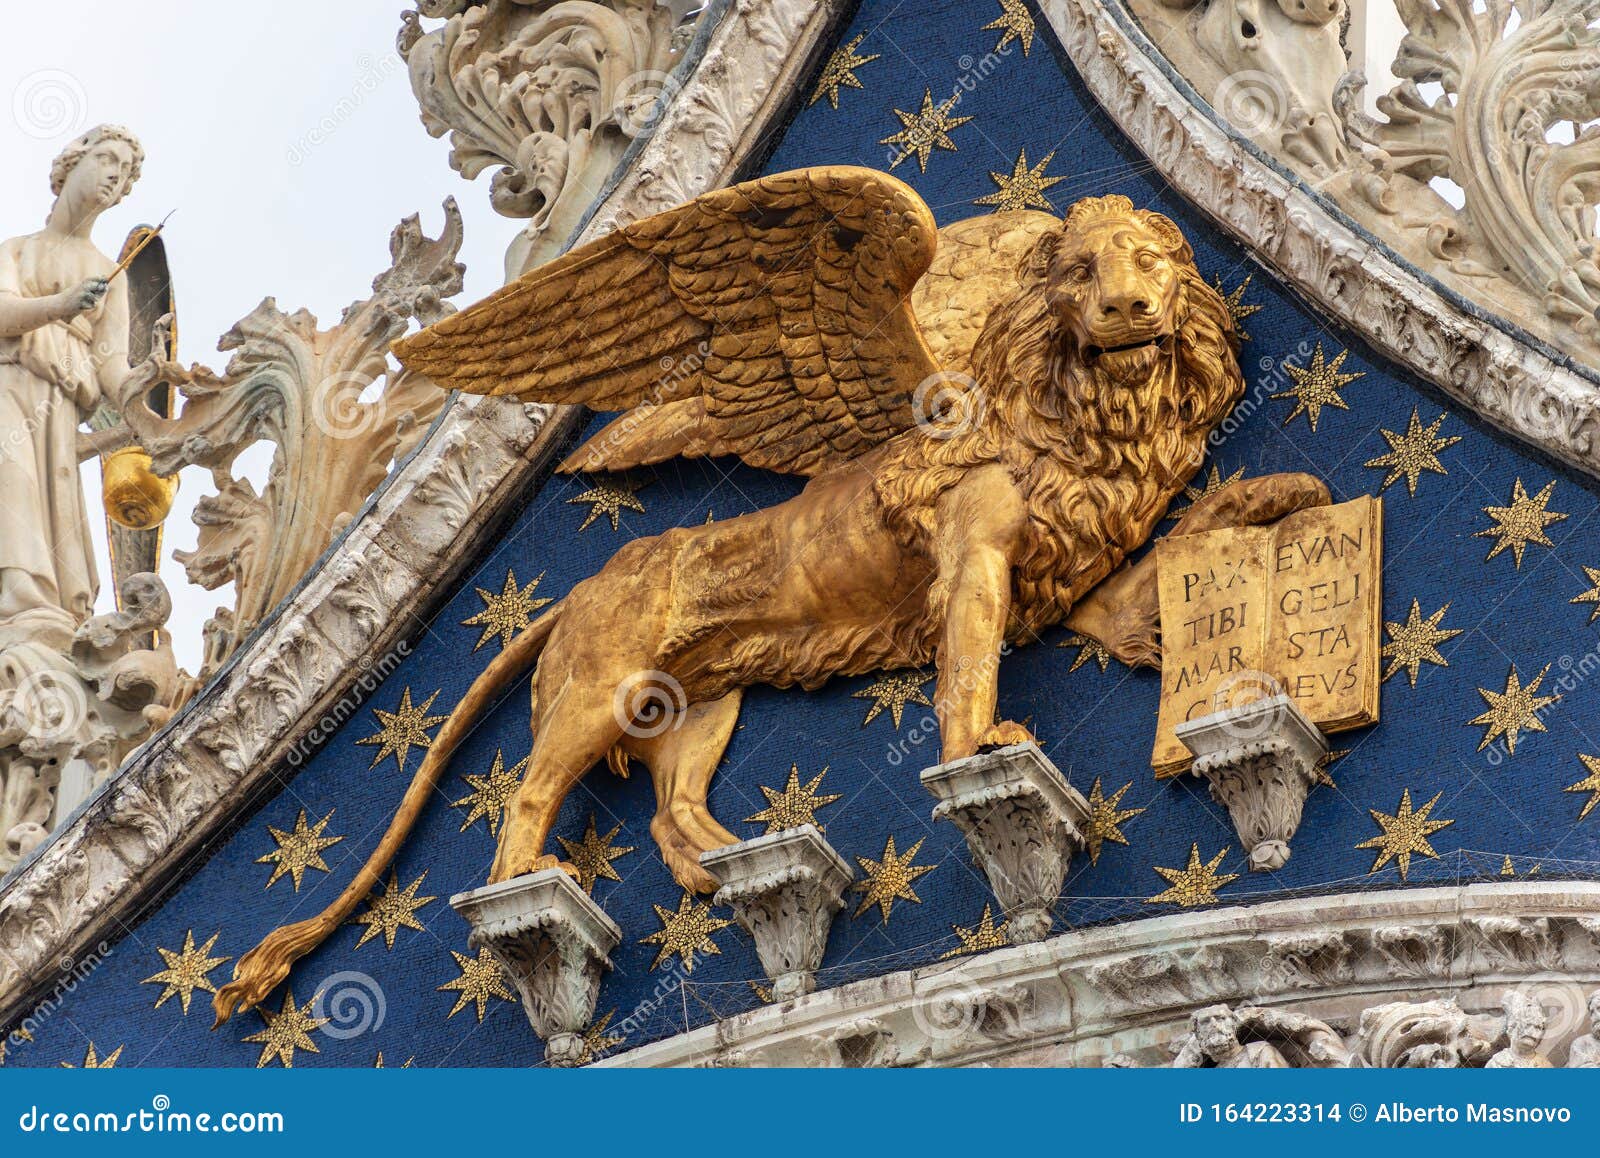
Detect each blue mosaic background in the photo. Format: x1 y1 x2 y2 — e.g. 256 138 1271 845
7 0 1600 1068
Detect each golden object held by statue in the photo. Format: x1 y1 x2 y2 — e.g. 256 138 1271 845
102 446 178 530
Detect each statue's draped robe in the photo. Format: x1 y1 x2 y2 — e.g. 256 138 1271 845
0 235 112 642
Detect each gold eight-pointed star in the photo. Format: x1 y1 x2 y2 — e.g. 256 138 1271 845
462 569 552 651
1475 478 1567 568
640 893 736 972
940 904 1010 958
257 809 345 891
352 870 435 950
983 0 1036 54
241 989 327 1068
568 478 646 532
556 815 636 893
1567 754 1600 821
1271 343 1363 432
852 835 936 921
1380 599 1461 687
1212 275 1262 341
356 687 448 772
974 148 1067 213
439 947 514 1021
809 32 879 109
746 764 842 833
1146 844 1238 907
1364 409 1460 495
1468 663 1558 756
854 670 934 728
880 89 972 173
142 930 231 1014
1355 789 1455 880
1083 777 1145 863
452 749 527 837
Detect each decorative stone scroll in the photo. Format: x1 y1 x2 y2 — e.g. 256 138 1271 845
921 743 1089 944
701 826 852 1001
451 868 622 1066
399 0 706 277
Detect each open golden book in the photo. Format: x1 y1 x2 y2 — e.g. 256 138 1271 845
1151 495 1382 776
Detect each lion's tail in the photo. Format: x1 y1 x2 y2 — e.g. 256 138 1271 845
211 601 564 1028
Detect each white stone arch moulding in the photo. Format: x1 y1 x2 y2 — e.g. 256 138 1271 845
1 0 1597 1039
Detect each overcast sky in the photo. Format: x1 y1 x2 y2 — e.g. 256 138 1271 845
1 2 520 671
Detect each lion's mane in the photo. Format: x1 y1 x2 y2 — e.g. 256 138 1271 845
875 199 1244 637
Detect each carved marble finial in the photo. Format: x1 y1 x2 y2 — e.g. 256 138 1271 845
700 825 851 1001
920 742 1088 944
1176 694 1328 871
450 868 621 1066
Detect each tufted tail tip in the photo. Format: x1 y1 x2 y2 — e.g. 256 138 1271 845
208 919 323 1029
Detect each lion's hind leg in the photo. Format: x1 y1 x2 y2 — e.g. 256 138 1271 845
489 672 625 885
621 690 742 893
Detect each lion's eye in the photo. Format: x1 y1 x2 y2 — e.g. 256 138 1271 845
1136 250 1158 271
1068 264 1091 283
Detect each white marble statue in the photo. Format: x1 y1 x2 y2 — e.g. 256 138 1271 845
0 125 175 870
0 125 140 644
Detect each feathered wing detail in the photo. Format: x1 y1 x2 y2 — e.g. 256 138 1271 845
393 166 943 476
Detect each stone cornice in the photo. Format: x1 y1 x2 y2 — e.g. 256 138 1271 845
599 881 1600 1066
0 0 846 1032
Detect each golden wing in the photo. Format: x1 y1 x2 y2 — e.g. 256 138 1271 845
393 166 942 476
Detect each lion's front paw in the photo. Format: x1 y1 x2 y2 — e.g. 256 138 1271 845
976 720 1036 752
488 848 580 885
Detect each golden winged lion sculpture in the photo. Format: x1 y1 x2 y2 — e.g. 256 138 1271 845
214 166 1328 1023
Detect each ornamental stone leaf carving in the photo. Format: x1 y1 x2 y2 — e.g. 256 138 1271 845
118 202 467 689
399 0 704 276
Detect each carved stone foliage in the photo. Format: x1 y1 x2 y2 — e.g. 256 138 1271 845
701 826 852 1000
399 0 704 276
921 744 1089 944
597 882 1600 1067
1176 695 1328 872
1126 0 1600 365
118 203 466 690
1138 0 1348 174
451 869 622 1066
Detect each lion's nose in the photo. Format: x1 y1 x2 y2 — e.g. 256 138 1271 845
1100 293 1152 323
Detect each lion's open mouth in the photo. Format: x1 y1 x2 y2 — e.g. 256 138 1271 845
1085 332 1172 361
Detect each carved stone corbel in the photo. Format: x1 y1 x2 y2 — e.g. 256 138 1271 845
450 868 621 1066
700 825 851 1001
921 742 1089 944
1176 694 1327 872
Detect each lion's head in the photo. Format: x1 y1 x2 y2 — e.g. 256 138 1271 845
880 195 1245 632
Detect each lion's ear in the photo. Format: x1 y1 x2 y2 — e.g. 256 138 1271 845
1022 230 1060 280
1140 211 1194 262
